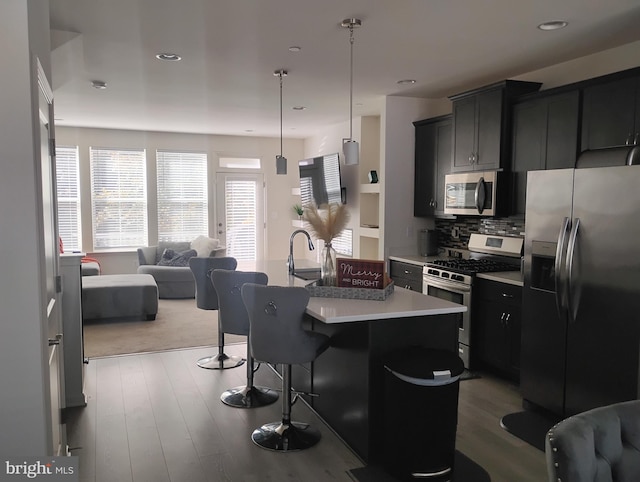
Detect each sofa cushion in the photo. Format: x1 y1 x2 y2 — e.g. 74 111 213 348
157 248 197 267
191 235 220 257
156 241 191 263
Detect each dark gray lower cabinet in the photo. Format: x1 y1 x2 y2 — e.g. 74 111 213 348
473 278 522 379
389 260 423 292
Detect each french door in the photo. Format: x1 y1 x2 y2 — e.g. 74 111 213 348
215 172 264 261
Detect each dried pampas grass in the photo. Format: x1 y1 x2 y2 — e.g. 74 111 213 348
303 203 350 244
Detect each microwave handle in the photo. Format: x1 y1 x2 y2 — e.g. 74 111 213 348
474 177 486 214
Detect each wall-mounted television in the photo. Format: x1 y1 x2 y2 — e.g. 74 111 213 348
298 152 343 207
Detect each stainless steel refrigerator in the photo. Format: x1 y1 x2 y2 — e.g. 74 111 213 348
521 148 640 417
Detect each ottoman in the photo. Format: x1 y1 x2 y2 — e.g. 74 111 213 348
82 274 159 321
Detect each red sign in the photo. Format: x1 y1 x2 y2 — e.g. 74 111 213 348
337 258 386 289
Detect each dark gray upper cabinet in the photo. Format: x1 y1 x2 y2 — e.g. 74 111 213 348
511 90 579 214
414 115 452 217
450 80 542 173
581 75 640 150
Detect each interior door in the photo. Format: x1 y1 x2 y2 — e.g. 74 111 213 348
38 63 65 455
215 172 265 261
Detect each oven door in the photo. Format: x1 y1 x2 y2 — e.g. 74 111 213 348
423 275 472 367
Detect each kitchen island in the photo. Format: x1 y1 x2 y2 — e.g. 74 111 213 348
239 260 466 461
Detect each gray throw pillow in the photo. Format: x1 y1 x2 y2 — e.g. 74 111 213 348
157 248 198 267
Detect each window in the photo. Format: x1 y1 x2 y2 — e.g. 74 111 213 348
90 147 147 249
156 150 208 242
224 177 258 260
332 228 353 257
219 157 261 169
55 146 81 251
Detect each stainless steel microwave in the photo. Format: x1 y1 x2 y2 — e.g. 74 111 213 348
444 171 504 216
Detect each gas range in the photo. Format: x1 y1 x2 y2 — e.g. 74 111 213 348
422 233 523 369
423 234 523 286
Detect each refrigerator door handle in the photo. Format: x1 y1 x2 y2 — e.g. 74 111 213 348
566 217 581 323
554 217 571 319
475 177 486 214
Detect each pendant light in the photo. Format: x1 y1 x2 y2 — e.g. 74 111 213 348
274 69 288 175
341 18 361 166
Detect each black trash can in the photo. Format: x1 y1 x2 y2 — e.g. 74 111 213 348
382 346 465 481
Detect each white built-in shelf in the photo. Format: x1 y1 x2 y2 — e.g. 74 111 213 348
359 226 380 239
291 219 305 228
291 187 301 196
360 183 380 194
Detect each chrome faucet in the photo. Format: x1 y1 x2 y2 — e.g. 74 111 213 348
288 229 315 274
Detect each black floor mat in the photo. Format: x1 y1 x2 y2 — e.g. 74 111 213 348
348 451 490 481
500 410 561 452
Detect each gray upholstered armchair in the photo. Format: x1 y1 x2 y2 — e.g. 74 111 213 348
136 240 226 299
545 400 640 482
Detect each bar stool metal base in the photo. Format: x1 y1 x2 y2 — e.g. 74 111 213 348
197 353 245 370
221 385 278 408
251 421 321 452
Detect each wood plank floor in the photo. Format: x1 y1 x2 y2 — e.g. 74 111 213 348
67 344 547 482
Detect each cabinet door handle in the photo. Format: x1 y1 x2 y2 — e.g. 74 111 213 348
501 293 514 298
505 313 511 324
500 312 506 325
634 133 639 145
626 133 633 145
404 270 410 274
468 154 473 164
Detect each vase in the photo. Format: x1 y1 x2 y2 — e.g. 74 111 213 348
321 242 337 286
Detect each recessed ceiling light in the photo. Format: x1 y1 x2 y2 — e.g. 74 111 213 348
91 80 107 89
397 79 417 85
288 46 302 52
155 53 182 61
537 20 568 31
245 129 254 133
292 106 306 111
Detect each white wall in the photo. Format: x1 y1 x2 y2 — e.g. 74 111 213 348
56 127 304 273
514 40 640 90
0 0 54 455
381 96 451 258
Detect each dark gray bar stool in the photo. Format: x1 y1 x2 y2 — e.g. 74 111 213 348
211 269 278 409
241 284 330 451
188 256 242 369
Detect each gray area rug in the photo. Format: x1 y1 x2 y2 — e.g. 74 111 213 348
83 298 245 358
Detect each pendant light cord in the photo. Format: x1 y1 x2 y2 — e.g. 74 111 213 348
279 72 283 156
349 25 354 140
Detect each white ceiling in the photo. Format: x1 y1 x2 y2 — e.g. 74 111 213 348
49 0 640 139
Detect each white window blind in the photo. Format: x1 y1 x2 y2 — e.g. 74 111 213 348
55 145 81 251
156 150 208 242
323 152 342 204
225 178 257 260
90 147 147 249
332 228 353 257
300 176 314 208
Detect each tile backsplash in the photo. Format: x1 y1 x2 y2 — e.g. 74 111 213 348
435 216 525 249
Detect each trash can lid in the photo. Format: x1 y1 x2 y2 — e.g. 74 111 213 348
384 346 464 380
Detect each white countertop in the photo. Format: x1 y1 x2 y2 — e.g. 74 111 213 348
238 259 467 324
